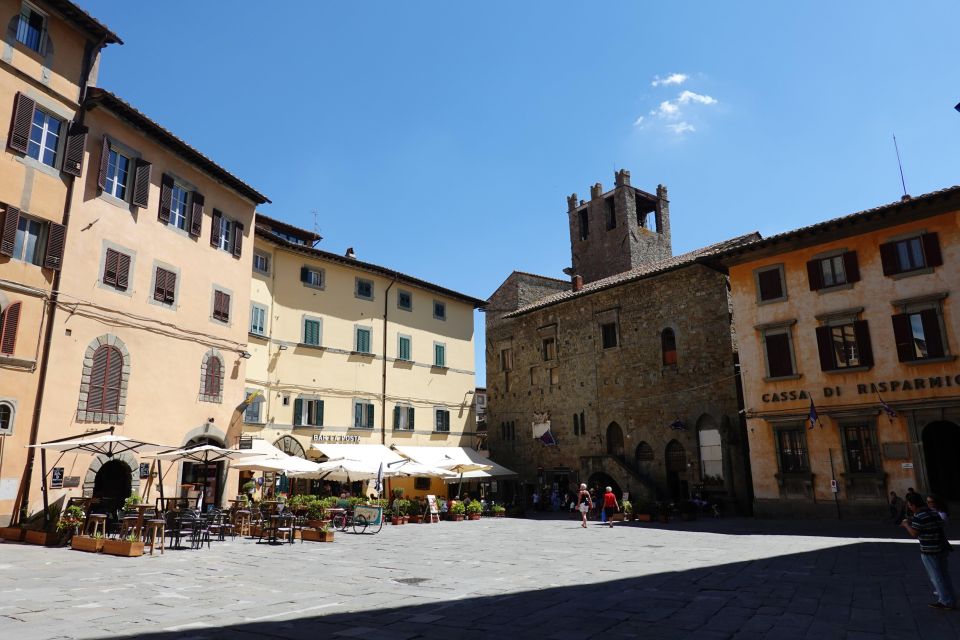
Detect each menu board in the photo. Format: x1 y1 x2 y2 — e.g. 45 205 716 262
426 494 439 515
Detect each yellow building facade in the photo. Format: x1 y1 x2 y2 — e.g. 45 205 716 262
720 188 960 517
243 217 483 499
0 0 121 524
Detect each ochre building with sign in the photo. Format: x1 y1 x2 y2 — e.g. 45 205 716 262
719 187 960 517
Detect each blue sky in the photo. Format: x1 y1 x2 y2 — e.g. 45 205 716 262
84 1 959 385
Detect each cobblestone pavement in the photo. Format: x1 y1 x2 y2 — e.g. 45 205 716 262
1 517 958 640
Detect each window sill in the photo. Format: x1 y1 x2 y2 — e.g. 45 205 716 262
764 374 802 382
16 154 61 180
243 420 266 427
816 282 854 295
351 351 374 357
296 343 324 351
253 268 270 277
902 355 957 366
431 365 448 372
248 332 268 340
354 295 374 302
350 426 374 430
823 365 872 375
98 191 134 212
302 282 325 291
0 354 36 369
757 296 788 306
432 431 451 435
890 267 934 280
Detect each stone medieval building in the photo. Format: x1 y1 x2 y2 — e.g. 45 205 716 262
485 170 755 512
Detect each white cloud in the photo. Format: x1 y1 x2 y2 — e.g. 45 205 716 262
677 90 717 106
633 116 645 127
666 122 695 135
651 73 688 87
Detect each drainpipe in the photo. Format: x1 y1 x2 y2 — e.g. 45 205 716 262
13 37 107 525
380 279 396 445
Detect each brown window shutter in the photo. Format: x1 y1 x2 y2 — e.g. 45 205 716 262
8 93 35 154
61 122 88 177
1 205 21 257
814 326 835 371
920 309 945 358
153 267 166 301
164 270 176 303
131 160 152 208
189 192 204 238
0 301 22 355
852 320 873 367
757 268 783 301
43 222 65 270
891 313 915 362
842 251 860 283
232 221 243 258
210 209 222 248
96 135 110 190
116 252 131 291
88 346 109 410
879 241 899 276
806 259 824 291
158 174 174 223
764 332 793 377
103 248 119 286
921 233 942 268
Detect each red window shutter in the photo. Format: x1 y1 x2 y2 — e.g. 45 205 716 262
814 326 835 371
189 192 204 238
879 241 899 276
920 309 945 358
43 222 66 270
210 209 222 248
61 122 88 177
842 251 860 283
158 173 174 223
0 301 22 356
1 205 21 257
922 233 942 268
806 259 824 291
891 313 915 362
103 248 119 286
116 252 131 291
232 221 243 258
96 135 110 190
853 320 873 367
131 159 152 208
8 93 35 154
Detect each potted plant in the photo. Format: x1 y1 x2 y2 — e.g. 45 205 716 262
58 505 86 538
25 504 62 546
465 501 482 520
449 501 465 521
102 532 145 557
123 493 142 510
306 499 327 529
634 500 654 522
491 505 506 518
407 499 423 523
71 531 104 553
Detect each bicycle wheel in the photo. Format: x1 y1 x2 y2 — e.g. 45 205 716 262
332 512 348 532
369 514 383 534
353 514 368 534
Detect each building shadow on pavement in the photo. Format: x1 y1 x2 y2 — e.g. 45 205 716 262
99 540 960 640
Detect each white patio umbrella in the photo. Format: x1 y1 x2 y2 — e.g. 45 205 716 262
231 454 320 474
384 458 458 478
145 445 261 507
435 460 492 499
289 458 382 481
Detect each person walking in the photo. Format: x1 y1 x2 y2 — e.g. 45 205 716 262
889 491 905 524
928 495 949 526
901 492 956 610
602 486 620 529
577 483 592 529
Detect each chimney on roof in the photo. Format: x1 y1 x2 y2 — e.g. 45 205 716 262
345 247 356 259
572 275 583 292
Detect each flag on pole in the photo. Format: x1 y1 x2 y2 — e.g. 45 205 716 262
374 462 383 496
807 396 820 430
539 428 558 446
669 417 687 431
878 394 897 421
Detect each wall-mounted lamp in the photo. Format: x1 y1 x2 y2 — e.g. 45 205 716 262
240 351 252 359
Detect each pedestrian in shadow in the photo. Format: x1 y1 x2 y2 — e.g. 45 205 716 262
889 491 905 524
901 492 956 610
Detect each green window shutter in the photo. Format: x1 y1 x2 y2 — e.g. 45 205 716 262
293 398 303 426
317 400 324 426
393 406 400 429
408 407 415 430
366 403 375 428
354 402 362 427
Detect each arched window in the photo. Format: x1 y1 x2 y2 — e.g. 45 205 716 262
661 328 677 366
0 301 22 356
0 402 13 435
88 345 123 413
274 435 306 458
636 441 654 462
199 349 224 403
573 413 580 436
665 440 686 472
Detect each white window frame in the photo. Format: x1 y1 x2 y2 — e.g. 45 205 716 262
252 251 270 275
12 214 46 266
216 215 235 253
0 399 16 437
302 266 325 289
27 108 62 168
104 146 133 201
169 181 191 231
302 315 323 346
249 303 268 336
352 399 375 429
243 388 263 424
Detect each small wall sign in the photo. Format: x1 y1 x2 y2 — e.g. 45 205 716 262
901 463 914 469
51 467 64 489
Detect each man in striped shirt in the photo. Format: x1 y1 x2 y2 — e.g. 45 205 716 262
901 492 956 610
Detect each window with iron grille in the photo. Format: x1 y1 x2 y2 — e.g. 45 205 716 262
356 278 374 300
843 424 879 473
775 429 809 472
434 408 450 432
16 3 46 52
433 300 446 320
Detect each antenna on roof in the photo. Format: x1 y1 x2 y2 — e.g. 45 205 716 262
892 134 908 199
311 209 320 246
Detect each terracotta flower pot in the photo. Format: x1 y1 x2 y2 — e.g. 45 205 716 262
636 514 652 522
409 515 422 524
468 514 481 520
0 526 25 542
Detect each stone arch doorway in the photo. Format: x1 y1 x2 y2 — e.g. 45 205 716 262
587 472 622 501
665 440 688 500
181 435 225 509
923 421 960 500
607 422 625 460
92 459 132 516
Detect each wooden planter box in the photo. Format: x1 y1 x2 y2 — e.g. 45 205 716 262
24 530 57 546
102 539 144 557
451 514 464 521
301 528 334 542
250 525 262 537
636 514 652 522
71 535 104 553
492 512 505 518
408 515 422 524
306 519 327 529
467 513 481 520
0 526 25 542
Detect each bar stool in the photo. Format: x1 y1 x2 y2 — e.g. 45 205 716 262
119 514 140 539
86 514 108 538
143 519 165 555
235 510 251 537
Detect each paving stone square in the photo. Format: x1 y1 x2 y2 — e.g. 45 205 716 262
1 517 958 639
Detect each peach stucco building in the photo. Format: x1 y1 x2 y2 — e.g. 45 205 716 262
719 187 960 517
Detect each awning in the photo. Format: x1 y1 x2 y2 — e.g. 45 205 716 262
393 446 517 482
307 443 456 479
310 443 404 465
